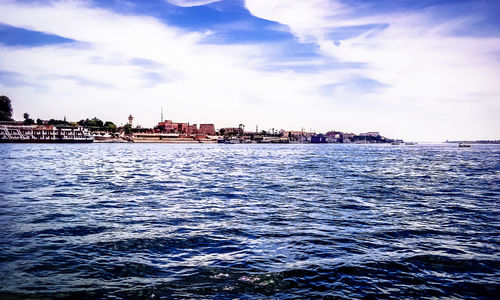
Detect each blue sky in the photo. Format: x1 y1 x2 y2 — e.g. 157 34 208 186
0 0 499 141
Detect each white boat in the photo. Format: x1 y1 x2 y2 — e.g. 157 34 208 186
459 143 471 148
224 137 241 144
0 124 94 143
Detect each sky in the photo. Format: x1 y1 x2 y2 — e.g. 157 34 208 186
0 0 499 141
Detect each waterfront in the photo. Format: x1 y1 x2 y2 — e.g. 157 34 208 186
0 143 499 299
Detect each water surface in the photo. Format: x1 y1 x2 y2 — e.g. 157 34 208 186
0 143 499 299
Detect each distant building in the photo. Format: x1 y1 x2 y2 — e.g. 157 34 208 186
185 123 196 135
343 133 355 143
355 132 385 143
359 132 380 137
284 130 315 142
157 120 213 135
128 114 133 126
221 127 240 135
311 134 327 143
199 124 216 135
158 120 188 134
326 131 343 143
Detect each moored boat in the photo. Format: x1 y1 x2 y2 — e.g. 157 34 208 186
0 124 94 143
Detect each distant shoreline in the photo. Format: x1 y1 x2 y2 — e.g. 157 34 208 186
444 140 500 144
2 141 499 145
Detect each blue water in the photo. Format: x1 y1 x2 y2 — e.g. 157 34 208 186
0 143 499 299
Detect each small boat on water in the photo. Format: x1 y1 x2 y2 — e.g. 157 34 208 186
221 137 241 144
459 143 471 148
405 142 417 146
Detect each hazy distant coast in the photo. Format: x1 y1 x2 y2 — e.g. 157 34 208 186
445 140 500 144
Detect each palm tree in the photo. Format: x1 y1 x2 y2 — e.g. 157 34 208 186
0 95 13 121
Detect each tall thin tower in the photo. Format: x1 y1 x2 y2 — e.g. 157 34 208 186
161 107 164 122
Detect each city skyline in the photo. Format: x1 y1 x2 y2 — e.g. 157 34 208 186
0 0 499 142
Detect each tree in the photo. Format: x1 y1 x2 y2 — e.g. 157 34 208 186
103 121 117 132
78 117 103 130
88 117 103 128
0 95 13 121
48 119 68 125
155 124 165 132
23 112 34 124
123 124 132 134
78 119 88 126
36 118 44 125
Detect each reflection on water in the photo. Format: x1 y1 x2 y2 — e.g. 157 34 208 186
0 143 499 299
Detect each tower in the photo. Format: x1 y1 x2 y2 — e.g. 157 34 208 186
128 114 133 126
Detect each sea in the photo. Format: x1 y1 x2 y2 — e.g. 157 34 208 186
0 143 499 299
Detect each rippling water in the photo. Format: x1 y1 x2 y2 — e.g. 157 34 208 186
0 143 499 299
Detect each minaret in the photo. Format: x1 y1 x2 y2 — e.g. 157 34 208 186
161 107 163 123
128 114 133 126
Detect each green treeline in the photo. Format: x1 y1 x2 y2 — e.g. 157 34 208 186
1 95 119 132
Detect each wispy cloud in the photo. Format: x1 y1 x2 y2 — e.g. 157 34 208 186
245 0 348 43
0 70 32 87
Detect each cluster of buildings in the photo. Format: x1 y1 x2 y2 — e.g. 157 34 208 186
220 129 392 144
147 116 389 144
144 116 394 143
156 120 216 136
0 112 397 144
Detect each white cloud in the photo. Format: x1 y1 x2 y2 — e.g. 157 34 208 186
0 0 338 132
165 0 223 7
244 0 500 141
245 0 346 43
